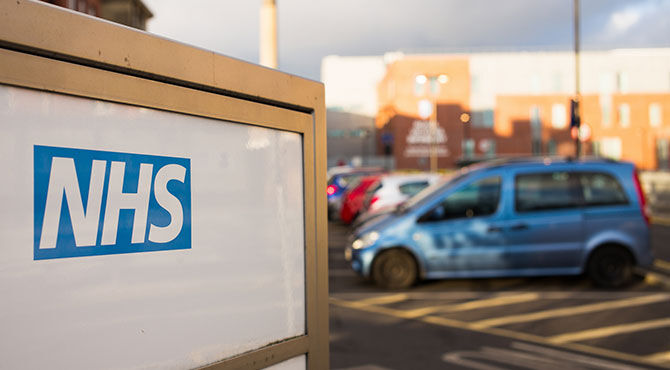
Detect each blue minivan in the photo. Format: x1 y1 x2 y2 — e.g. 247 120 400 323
345 158 652 289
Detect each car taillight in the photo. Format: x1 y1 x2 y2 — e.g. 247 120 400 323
369 196 379 207
632 169 650 225
327 185 337 196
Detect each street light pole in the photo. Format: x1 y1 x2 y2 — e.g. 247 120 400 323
573 0 581 158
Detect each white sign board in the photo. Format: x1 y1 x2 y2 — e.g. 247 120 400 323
0 85 306 369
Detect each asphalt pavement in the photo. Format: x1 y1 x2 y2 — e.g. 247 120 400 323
329 221 670 370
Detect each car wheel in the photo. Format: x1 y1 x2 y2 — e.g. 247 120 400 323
587 246 633 288
372 249 417 289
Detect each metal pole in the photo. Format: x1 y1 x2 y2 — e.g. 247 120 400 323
430 96 438 172
574 0 581 158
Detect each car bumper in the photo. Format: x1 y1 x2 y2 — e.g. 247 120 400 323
345 244 375 277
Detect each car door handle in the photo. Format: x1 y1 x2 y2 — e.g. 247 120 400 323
509 223 529 231
487 226 503 233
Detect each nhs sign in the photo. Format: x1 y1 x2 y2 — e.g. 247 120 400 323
34 145 191 260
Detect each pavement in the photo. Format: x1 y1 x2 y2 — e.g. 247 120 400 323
329 221 670 370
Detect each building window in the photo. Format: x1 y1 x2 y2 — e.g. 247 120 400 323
600 96 612 127
551 104 567 129
601 137 622 160
483 110 494 128
462 139 475 158
480 139 496 157
616 71 629 93
414 75 427 96
78 0 86 12
618 103 630 128
649 103 662 127
471 110 494 128
327 129 345 138
67 0 76 9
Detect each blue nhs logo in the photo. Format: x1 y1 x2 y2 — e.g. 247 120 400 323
34 145 191 260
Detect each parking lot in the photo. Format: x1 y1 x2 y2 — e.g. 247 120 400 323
329 221 670 370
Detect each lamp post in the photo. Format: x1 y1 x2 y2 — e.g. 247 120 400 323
417 73 448 172
572 0 581 158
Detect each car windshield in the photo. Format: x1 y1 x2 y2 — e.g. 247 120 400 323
395 170 472 213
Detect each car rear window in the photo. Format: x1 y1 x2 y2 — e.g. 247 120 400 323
515 171 582 212
399 181 430 196
579 172 628 207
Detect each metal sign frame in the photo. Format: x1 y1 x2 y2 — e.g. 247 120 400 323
0 1 328 369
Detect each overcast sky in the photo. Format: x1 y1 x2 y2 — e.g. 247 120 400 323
142 0 670 81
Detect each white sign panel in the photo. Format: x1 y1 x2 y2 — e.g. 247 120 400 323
0 85 306 369
404 120 449 158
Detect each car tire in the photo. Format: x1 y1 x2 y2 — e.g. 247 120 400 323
372 249 417 290
587 245 634 288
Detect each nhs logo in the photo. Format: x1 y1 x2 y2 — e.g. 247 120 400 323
34 145 191 260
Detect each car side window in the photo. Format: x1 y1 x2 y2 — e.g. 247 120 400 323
515 171 582 212
399 181 430 197
422 176 501 222
579 172 628 207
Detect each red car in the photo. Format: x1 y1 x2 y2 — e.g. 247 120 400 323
339 175 381 225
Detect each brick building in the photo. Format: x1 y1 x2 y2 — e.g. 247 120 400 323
369 49 670 170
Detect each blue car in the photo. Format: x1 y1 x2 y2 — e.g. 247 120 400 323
345 157 652 289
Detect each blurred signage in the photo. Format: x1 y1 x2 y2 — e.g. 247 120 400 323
405 120 448 157
33 145 191 260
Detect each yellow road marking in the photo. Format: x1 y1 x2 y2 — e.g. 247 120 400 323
646 351 670 364
329 297 665 368
401 293 540 319
350 293 408 306
652 217 670 226
655 259 670 271
470 293 669 329
549 317 670 344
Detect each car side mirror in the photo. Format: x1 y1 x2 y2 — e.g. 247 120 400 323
418 204 445 223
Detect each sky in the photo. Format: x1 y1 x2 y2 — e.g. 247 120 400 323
142 0 670 81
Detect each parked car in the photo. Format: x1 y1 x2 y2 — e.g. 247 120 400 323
327 167 385 220
345 157 652 289
361 173 442 214
340 175 382 225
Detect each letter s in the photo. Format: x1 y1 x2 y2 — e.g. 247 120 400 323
148 164 186 243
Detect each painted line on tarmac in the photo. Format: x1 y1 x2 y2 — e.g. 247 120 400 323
331 291 665 301
400 293 540 319
654 259 670 272
352 293 408 306
330 297 669 369
652 217 670 226
470 293 670 329
511 342 647 370
549 317 670 344
642 270 670 289
646 351 670 365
